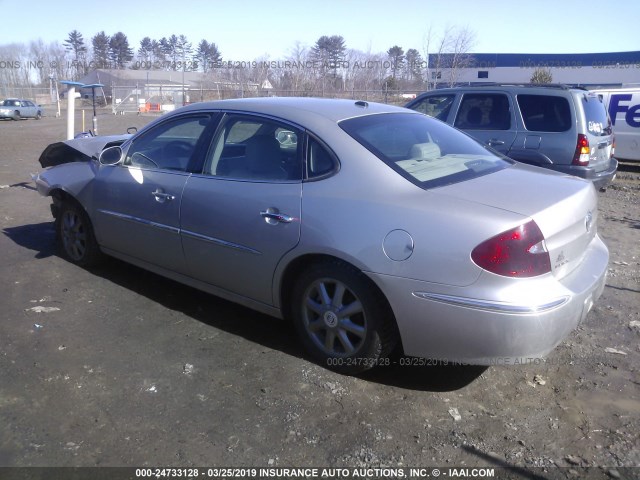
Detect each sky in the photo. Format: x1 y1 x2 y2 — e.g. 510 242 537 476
0 0 638 60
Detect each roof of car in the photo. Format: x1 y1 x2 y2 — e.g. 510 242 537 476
415 84 590 96
176 97 413 124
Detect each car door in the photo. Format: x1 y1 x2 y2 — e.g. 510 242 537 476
453 92 517 155
21 100 35 117
180 113 303 305
92 113 214 273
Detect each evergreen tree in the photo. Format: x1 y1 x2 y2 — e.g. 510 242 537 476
109 32 133 68
138 37 153 63
195 40 222 72
91 31 110 68
387 45 404 79
404 48 424 84
63 30 87 78
311 35 346 80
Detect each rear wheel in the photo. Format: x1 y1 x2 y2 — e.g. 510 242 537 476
13 110 20 120
291 261 398 374
55 201 103 267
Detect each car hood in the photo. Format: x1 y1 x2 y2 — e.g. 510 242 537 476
38 134 130 168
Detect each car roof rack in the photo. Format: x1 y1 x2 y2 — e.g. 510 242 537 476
467 83 589 91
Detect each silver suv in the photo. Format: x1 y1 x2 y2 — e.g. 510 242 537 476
405 84 617 189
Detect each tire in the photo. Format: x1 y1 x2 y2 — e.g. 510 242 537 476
35 111 42 120
13 110 20 121
291 261 398 374
55 201 103 267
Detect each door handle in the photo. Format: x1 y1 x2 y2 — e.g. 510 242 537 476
486 139 505 146
260 209 294 224
152 190 175 201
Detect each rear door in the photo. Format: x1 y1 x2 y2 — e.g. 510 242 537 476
21 100 36 117
180 113 303 306
452 92 517 155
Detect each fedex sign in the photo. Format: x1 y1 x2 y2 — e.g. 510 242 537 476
609 94 640 128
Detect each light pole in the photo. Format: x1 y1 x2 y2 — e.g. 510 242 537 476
83 83 104 135
59 80 83 140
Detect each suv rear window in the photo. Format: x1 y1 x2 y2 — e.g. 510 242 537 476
340 113 510 189
517 95 571 132
582 94 612 136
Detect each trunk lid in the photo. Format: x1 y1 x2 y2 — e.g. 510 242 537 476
437 163 599 279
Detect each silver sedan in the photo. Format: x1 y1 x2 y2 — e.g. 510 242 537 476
0 98 42 120
34 98 608 373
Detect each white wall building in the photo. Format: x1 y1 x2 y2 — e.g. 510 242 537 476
430 51 640 88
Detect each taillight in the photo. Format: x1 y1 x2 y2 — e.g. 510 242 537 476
611 134 615 157
471 221 551 277
572 134 590 166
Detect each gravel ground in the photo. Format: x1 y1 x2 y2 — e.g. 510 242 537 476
0 111 638 478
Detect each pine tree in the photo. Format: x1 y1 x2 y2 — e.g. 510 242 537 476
109 32 133 69
91 31 110 68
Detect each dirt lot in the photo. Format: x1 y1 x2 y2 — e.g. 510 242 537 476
0 111 638 477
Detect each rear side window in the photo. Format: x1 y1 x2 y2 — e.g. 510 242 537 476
517 95 571 132
307 137 337 179
582 94 612 136
340 113 510 189
454 93 511 130
409 94 455 121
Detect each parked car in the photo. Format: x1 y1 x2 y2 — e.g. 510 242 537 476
34 98 608 373
405 84 618 190
591 87 640 162
0 98 42 120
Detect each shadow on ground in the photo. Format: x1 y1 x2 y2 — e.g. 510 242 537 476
4 221 485 392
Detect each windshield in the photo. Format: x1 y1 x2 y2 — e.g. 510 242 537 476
340 113 511 189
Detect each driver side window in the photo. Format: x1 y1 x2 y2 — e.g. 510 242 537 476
125 114 210 171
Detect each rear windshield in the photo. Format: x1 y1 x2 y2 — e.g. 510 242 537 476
582 94 612 136
340 113 511 189
517 95 571 132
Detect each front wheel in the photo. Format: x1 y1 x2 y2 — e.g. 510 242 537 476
55 201 103 267
291 261 398 374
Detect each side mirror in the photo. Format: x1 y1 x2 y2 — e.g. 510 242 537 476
99 146 123 165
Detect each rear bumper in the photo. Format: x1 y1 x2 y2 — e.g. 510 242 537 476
553 158 618 190
369 234 609 365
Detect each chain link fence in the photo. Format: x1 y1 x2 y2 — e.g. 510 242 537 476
2 82 421 118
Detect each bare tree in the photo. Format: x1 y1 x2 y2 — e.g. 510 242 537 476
285 41 310 92
423 25 477 89
446 27 476 86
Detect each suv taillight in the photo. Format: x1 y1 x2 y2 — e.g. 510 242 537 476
611 134 615 158
572 134 590 166
471 221 551 277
